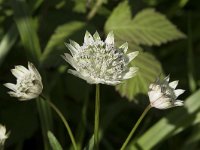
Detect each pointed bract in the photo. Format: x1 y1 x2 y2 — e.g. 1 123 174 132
11 68 24 78
119 42 128 53
127 51 139 63
105 31 114 45
84 31 94 44
174 89 185 97
4 83 16 91
93 31 101 41
123 67 138 79
61 53 78 69
65 42 77 56
15 65 29 74
70 40 81 50
169 80 179 89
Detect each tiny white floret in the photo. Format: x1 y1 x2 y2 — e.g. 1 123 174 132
0 124 9 147
148 76 185 109
4 62 43 101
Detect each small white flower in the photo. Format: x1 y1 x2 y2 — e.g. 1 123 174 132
148 76 185 109
62 31 139 85
4 62 43 101
0 124 9 146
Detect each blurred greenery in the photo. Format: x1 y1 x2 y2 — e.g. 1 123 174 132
0 0 199 150
48 131 63 150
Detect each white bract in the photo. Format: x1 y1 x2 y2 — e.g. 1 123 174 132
148 76 185 109
0 124 8 146
4 62 43 101
62 31 139 85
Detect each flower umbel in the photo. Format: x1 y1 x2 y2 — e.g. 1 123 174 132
148 76 185 109
0 124 9 147
62 31 139 85
4 62 43 101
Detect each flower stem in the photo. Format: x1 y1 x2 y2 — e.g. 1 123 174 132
36 98 52 150
94 84 100 150
40 95 78 150
120 104 152 150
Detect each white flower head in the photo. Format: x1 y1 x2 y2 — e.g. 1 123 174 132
148 75 185 109
62 31 139 85
4 62 43 101
0 124 9 146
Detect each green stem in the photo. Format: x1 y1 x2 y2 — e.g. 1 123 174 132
120 104 151 150
36 98 52 150
94 84 100 150
40 95 78 150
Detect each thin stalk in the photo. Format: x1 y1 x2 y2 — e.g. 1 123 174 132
40 95 78 150
36 98 52 150
120 104 151 150
94 84 100 150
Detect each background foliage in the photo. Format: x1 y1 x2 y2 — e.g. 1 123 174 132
0 0 200 149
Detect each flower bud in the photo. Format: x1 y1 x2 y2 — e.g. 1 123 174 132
4 62 43 101
148 76 185 109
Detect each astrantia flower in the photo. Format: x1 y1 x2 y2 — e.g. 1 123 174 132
62 31 139 85
0 124 9 146
4 62 43 101
148 76 185 109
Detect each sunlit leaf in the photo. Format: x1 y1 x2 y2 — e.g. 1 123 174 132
12 0 42 61
105 1 186 46
48 131 63 150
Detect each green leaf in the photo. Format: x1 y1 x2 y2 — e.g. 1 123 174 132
105 1 186 46
12 0 42 62
116 51 163 100
84 135 94 150
0 24 18 66
73 0 87 13
128 90 200 150
47 131 63 150
41 21 85 63
28 0 44 12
